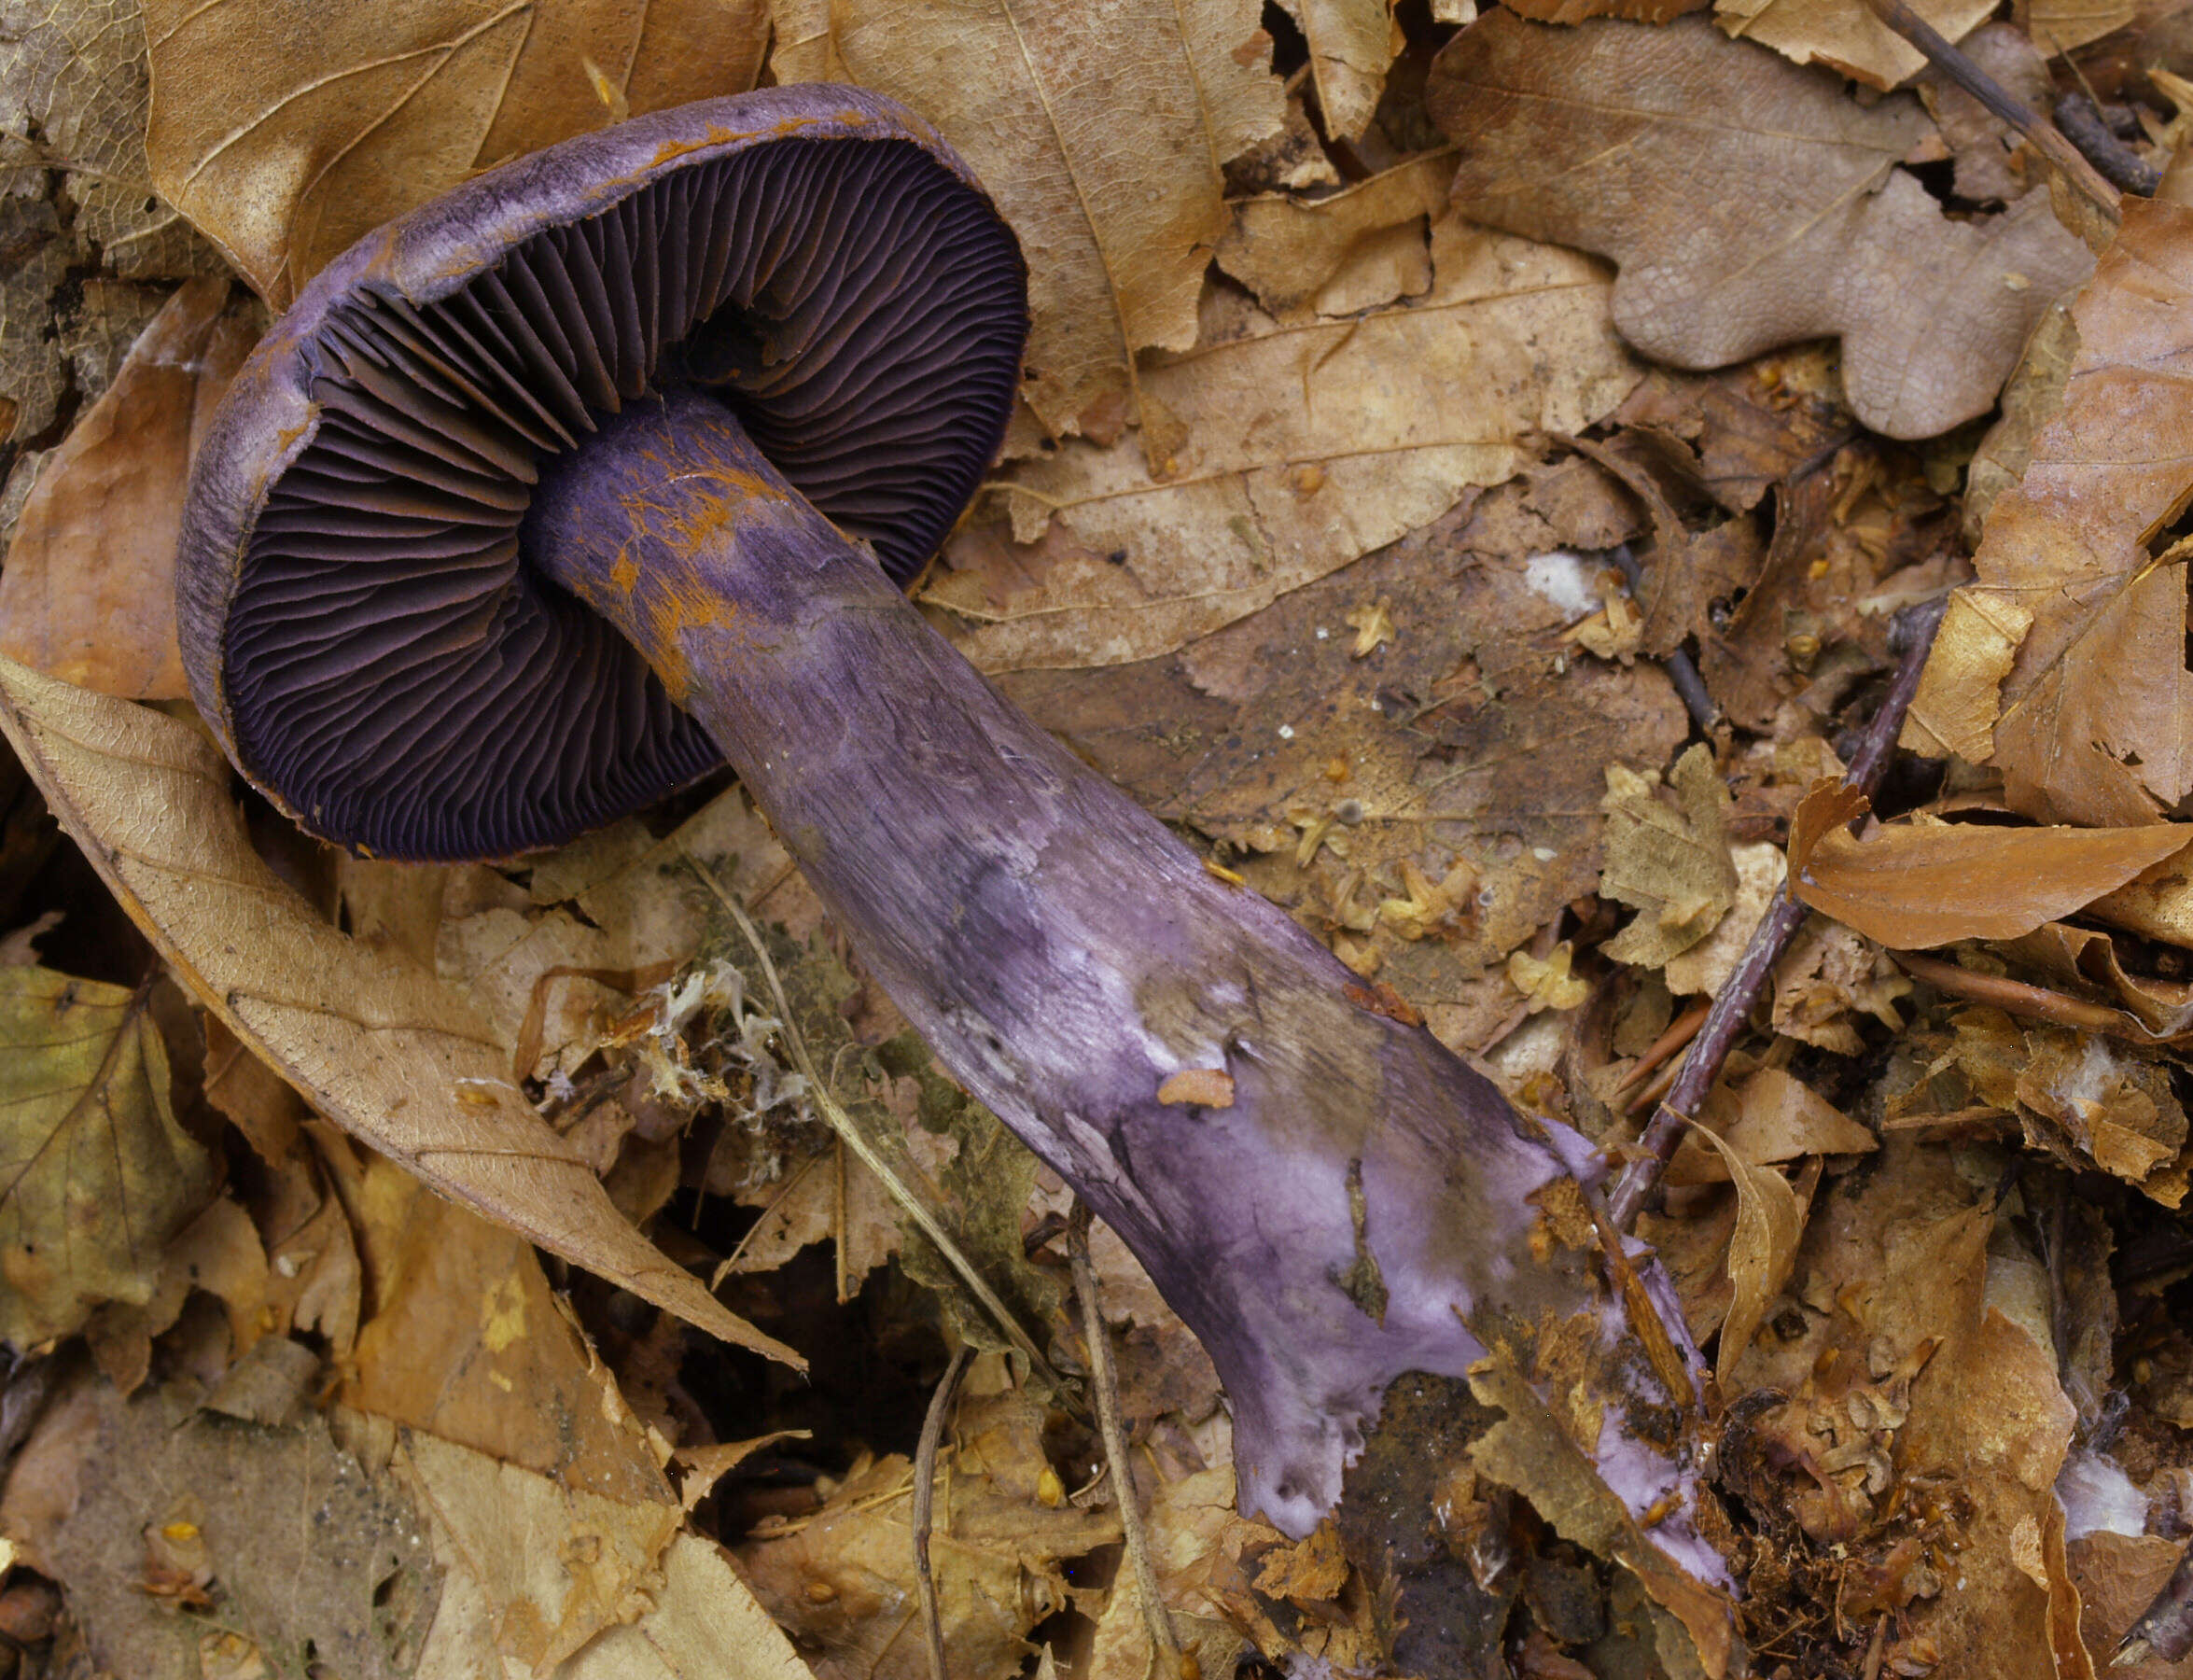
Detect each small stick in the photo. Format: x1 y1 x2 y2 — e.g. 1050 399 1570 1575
1856 0 2122 221
1607 544 1725 737
2053 91 2161 195
2115 1537 2193 1666
1623 1056 1682 1118
1613 1000 1711 1096
1607 596 1947 1229
914 1345 973 1680
1892 952 2143 1038
1069 1201 1184 1678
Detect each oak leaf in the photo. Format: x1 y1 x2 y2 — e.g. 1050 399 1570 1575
144 0 770 307
0 655 796 1367
1916 196 2193 826
1429 13 2093 440
1599 744 1739 969
1786 781 2190 947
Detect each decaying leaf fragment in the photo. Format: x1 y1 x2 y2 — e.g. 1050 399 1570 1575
0 276 257 699
1713 0 1993 91
1216 152 1452 324
1599 744 1739 969
1429 13 2093 439
0 966 217 1347
768 0 1283 440
1917 195 2193 826
0 656 794 1366
144 0 771 306
1690 1125 1804 1387
1786 781 2190 947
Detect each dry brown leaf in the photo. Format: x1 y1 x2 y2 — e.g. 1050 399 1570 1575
404 1431 816 1680
737 1390 1120 1680
1283 0 1401 142
1216 152 1451 323
0 276 256 699
144 0 769 308
1786 780 2191 947
1714 0 1994 90
931 213 1640 673
1691 1124 1804 1388
0 965 218 1348
1669 1067 1877 1183
1430 14 2093 440
1599 744 1739 969
1085 1466 1267 1680
1921 196 2193 825
0 655 796 1367
1507 0 1710 23
768 0 1283 441
2025 0 2142 52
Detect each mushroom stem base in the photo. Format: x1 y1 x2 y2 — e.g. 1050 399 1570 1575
524 388 1720 1575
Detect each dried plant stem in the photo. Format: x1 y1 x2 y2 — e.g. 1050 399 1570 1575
915 1345 973 1680
1607 544 1724 735
1069 1201 1184 1678
1608 596 1948 1229
1613 1000 1711 1097
1855 0 2122 219
2052 91 2161 195
686 849 1063 1385
1892 953 2139 1037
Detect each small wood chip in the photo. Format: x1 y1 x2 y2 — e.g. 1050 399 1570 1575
1156 1068 1235 1108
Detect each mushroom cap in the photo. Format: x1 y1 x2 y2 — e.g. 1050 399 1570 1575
177 87 1027 861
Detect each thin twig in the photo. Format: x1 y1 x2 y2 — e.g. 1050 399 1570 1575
1891 952 2145 1039
1069 1201 1183 1679
684 848 1064 1387
2053 91 2161 195
2115 1537 2193 1667
1607 544 1725 736
1608 595 1948 1229
914 1345 973 1680
1613 1000 1711 1097
1857 0 2122 221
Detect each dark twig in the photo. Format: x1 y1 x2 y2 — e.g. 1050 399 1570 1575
2053 91 2162 195
2115 1538 2193 1667
1608 544 1725 736
1856 0 2122 221
914 1344 973 1680
1608 595 1948 1229
1069 1201 1184 1678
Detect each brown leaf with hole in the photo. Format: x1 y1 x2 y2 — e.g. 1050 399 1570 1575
1920 197 2193 826
1429 13 2093 440
1691 1124 1803 1389
0 966 219 1348
0 655 798 1369
144 0 769 307
1785 780 2191 948
0 276 257 699
768 0 1283 441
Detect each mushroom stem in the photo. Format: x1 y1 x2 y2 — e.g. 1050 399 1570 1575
526 388 1716 1561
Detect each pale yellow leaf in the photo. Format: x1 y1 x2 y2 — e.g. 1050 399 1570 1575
0 655 797 1368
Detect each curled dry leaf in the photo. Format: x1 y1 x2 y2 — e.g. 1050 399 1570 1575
1429 14 2093 440
1912 196 2193 826
0 275 257 699
932 214 1641 673
0 966 217 1347
768 0 1282 440
0 655 796 1368
1713 0 1994 91
144 0 770 306
1786 780 2190 947
1689 1124 1804 1388
1282 0 1402 143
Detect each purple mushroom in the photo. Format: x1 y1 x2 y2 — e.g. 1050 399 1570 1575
176 88 1720 1566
